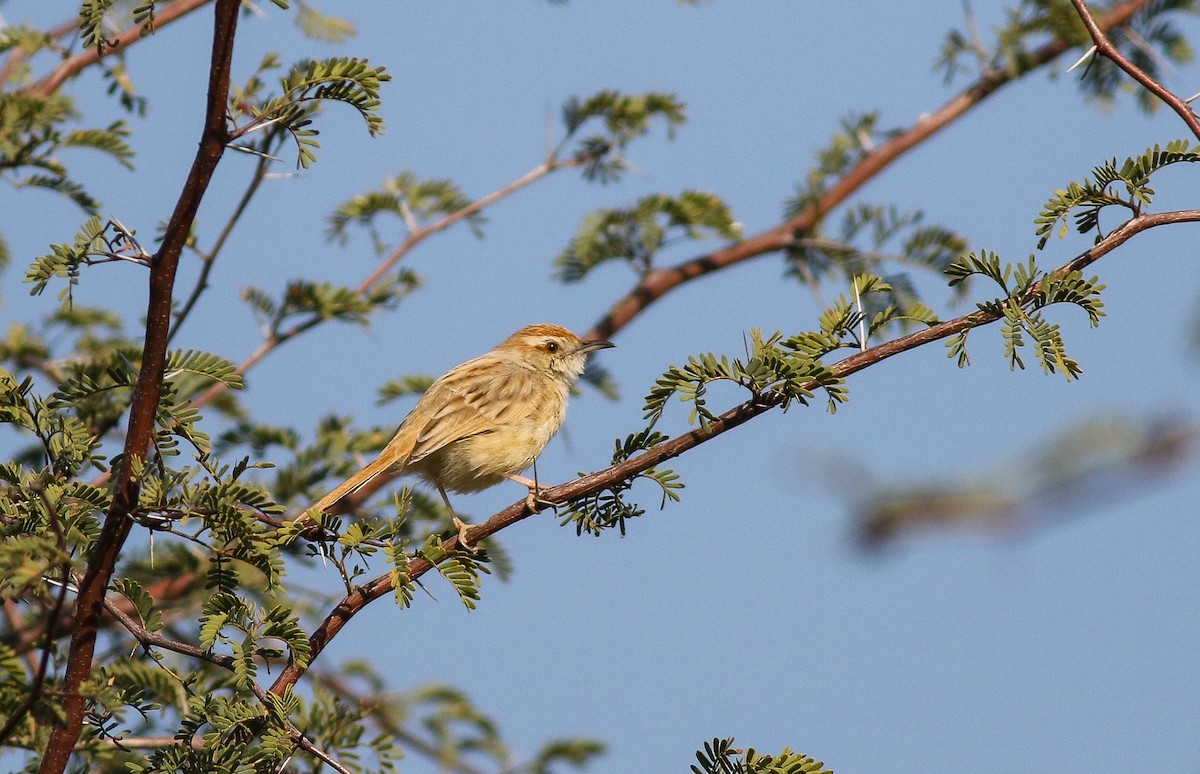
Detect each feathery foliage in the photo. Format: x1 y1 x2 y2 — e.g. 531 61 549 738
5 1 1198 771
556 190 741 281
692 737 833 774
1035 140 1200 248
231 56 391 168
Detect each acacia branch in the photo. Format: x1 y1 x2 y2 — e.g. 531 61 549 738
304 0 1161 518
267 207 1200 698
38 1 241 769
583 0 1156 342
356 156 586 292
102 597 234 669
1069 0 1200 140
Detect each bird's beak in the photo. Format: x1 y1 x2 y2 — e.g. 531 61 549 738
577 338 615 354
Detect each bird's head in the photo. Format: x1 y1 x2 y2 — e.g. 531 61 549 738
496 323 615 383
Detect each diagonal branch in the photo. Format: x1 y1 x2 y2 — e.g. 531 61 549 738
267 207 1200 698
307 0 1161 517
583 0 1157 342
1068 0 1200 140
24 0 216 98
38 1 241 769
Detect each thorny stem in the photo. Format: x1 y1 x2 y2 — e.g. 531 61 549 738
1069 0 1200 141
267 208 1200 697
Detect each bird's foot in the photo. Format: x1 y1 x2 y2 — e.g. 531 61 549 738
452 516 480 552
523 488 558 514
507 474 556 514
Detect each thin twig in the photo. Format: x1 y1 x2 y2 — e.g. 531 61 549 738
102 597 233 669
1069 0 1200 139
168 134 278 347
2 599 41 676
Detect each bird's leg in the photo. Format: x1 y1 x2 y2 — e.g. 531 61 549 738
507 461 556 513
437 484 479 552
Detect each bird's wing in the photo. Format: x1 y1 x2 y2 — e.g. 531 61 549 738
405 356 531 465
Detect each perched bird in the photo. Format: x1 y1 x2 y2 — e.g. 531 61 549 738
311 323 614 548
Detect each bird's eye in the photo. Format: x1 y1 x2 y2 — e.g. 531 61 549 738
546 341 559 353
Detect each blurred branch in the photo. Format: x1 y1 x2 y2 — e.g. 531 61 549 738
584 0 1156 342
0 17 75 84
853 414 1199 549
23 0 216 98
3 572 202 656
0 493 69 748
312 671 494 774
268 206 1200 698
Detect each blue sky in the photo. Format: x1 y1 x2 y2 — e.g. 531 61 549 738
2 2 1198 772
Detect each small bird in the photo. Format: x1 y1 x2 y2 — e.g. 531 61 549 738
311 323 614 548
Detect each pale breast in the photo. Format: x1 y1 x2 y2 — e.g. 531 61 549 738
407 373 568 493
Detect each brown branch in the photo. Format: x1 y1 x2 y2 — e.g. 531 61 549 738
583 0 1157 342
23 0 215 99
267 207 1200 698
1069 0 1200 140
102 597 234 669
2 599 41 675
38 1 241 769
356 157 584 292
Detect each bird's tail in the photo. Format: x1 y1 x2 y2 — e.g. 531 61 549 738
310 455 396 516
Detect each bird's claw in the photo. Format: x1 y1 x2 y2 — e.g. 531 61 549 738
452 516 480 552
524 489 557 514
